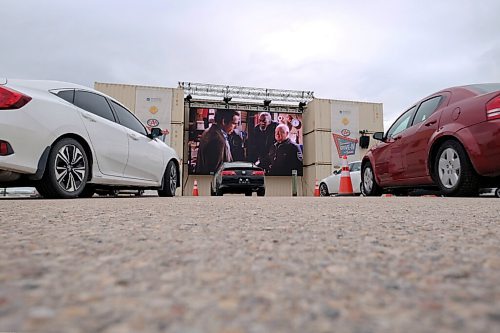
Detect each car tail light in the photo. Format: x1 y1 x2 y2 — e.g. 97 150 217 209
221 170 236 176
252 170 265 176
0 86 32 110
0 140 14 156
486 96 500 120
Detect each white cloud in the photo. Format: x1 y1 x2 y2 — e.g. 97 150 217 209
1 0 499 130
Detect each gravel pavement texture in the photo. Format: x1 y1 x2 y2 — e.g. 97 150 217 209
1 196 499 333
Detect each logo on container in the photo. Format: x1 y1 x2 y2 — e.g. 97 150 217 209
341 129 351 137
147 119 160 127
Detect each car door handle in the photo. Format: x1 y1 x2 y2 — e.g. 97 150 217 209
128 133 140 141
424 120 437 127
82 113 96 122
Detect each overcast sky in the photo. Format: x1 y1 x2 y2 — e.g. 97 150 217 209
2 0 499 129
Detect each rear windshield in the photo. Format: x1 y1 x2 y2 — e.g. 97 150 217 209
464 83 500 94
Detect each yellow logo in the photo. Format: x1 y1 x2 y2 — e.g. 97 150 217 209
342 117 350 126
149 106 158 114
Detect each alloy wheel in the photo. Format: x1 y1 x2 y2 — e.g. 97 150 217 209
169 166 177 194
319 183 329 196
54 144 86 192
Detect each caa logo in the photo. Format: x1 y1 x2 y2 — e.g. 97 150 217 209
147 119 159 127
341 129 351 136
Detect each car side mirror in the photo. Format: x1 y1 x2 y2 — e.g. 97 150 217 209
373 132 385 141
149 127 162 139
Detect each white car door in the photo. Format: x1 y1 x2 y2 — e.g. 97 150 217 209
73 90 128 177
109 100 164 182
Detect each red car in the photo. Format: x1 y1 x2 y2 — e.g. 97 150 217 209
362 83 500 196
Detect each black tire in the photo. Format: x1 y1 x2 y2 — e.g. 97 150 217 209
111 189 119 197
135 190 144 197
434 140 479 197
257 188 265 197
36 138 88 199
362 161 382 196
79 185 95 198
158 161 177 197
245 191 252 196
319 183 329 196
495 188 500 198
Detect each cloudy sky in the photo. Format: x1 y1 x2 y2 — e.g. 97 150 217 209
2 0 499 129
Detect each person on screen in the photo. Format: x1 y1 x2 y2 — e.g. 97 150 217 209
248 112 278 172
229 128 246 161
196 109 240 174
268 124 303 176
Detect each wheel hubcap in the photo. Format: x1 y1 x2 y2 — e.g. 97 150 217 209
55 145 86 192
363 167 373 193
438 148 460 189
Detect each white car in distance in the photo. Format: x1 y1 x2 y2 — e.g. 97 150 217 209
0 79 180 199
319 160 362 196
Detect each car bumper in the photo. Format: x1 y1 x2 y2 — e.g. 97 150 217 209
219 176 265 192
0 109 53 174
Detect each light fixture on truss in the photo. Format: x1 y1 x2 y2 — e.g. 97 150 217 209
178 82 314 104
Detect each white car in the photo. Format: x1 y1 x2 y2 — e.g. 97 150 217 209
0 79 180 199
319 160 362 196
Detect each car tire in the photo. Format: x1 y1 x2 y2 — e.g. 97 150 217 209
135 190 144 197
495 188 500 198
158 161 177 197
362 161 382 196
36 138 88 199
257 188 265 197
319 183 329 196
434 140 479 197
79 185 95 198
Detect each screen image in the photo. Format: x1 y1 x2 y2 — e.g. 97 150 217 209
188 108 303 176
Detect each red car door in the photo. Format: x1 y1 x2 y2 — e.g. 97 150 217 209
381 106 417 186
403 94 450 182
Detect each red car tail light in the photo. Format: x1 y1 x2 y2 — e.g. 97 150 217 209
486 95 500 120
0 140 14 156
221 170 236 176
252 170 265 176
0 86 32 110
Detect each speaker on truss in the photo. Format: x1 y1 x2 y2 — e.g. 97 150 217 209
359 135 370 149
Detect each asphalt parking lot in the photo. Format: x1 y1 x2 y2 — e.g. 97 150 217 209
1 196 499 333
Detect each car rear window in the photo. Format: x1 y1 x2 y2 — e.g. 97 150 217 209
464 83 500 94
55 90 74 103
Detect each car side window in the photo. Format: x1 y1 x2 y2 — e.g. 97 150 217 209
56 90 74 103
110 100 147 136
386 106 417 139
412 96 443 125
74 91 116 122
350 162 361 172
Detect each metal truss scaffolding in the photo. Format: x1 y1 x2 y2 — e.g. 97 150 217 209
178 82 314 104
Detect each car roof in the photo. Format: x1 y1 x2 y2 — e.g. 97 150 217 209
6 79 101 94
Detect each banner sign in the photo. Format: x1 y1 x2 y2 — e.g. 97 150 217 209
332 133 358 157
331 102 360 166
135 87 172 145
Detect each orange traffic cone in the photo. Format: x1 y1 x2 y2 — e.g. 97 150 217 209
314 178 320 197
192 179 199 196
338 156 354 196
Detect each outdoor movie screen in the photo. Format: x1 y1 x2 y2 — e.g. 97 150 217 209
188 108 304 176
